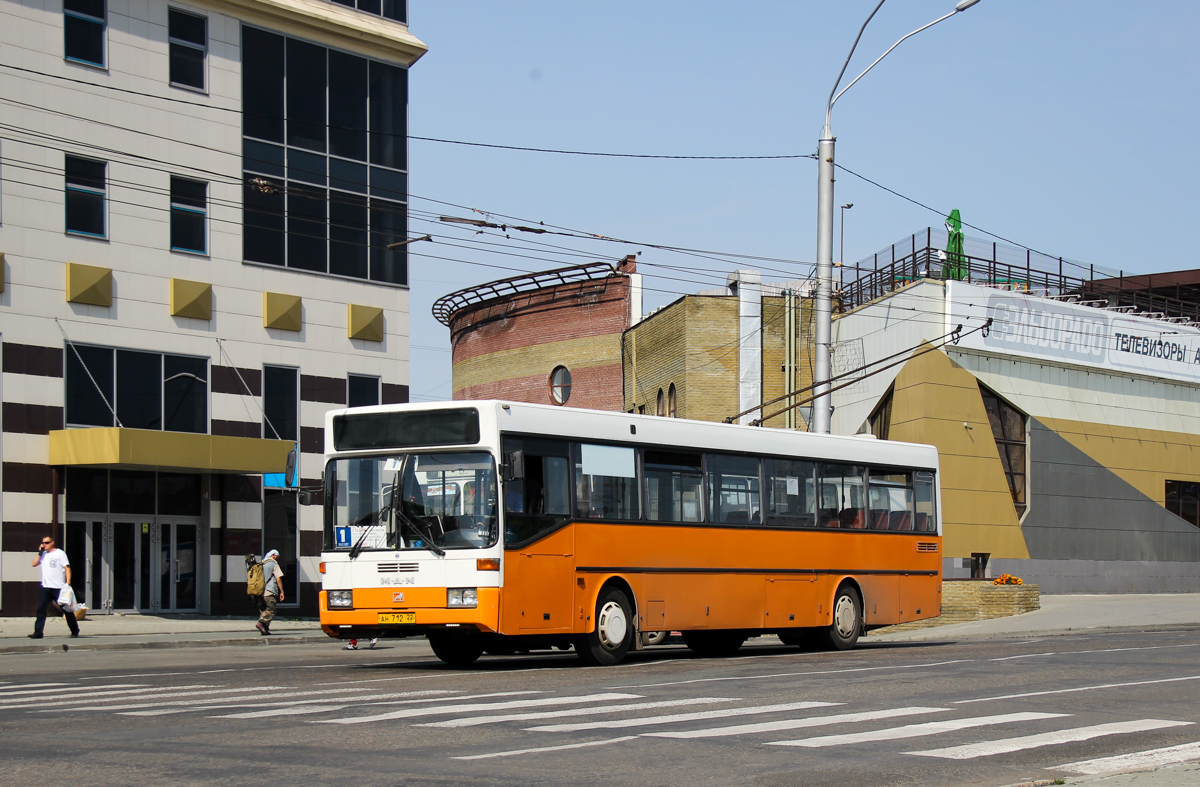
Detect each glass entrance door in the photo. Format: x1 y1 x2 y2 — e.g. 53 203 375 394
153 521 199 612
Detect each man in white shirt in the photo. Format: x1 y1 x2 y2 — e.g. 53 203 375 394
30 535 80 639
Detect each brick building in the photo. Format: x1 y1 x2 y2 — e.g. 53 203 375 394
435 258 641 410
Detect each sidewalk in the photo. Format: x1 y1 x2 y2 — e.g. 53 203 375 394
869 593 1200 643
0 612 327 654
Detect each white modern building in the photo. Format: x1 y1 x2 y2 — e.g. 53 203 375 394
0 0 426 615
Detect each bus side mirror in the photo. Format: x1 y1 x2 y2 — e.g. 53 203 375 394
502 450 525 481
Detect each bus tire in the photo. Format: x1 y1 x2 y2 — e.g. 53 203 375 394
642 630 668 646
575 587 634 666
428 632 484 666
682 630 746 657
822 585 862 651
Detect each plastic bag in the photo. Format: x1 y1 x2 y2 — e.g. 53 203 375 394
57 585 78 613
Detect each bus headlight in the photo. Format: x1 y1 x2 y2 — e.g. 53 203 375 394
447 588 478 608
328 590 353 608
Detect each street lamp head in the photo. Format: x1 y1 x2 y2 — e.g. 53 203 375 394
954 0 982 11
841 203 854 209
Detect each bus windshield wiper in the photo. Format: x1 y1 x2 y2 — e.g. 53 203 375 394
348 503 389 560
394 507 446 557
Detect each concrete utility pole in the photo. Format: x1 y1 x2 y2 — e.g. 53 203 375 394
811 0 981 434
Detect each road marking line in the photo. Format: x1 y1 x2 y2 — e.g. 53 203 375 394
645 706 949 739
0 683 144 699
420 698 738 728
769 712 1067 748
6 685 225 709
955 675 1200 704
77 673 188 680
989 653 1055 661
201 691 533 720
314 675 446 686
609 660 970 690
525 701 840 733
1054 740 1200 775
452 736 638 761
41 686 369 713
132 691 459 717
0 682 72 691
908 719 1195 760
317 692 644 725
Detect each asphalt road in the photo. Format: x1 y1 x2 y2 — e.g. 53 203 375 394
1 628 1198 786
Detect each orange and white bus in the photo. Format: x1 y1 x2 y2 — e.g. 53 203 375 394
319 400 941 666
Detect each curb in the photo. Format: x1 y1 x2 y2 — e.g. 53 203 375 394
0 632 333 655
867 621 1200 644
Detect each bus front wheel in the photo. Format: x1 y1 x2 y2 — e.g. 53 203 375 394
822 585 862 651
428 632 484 666
576 587 634 666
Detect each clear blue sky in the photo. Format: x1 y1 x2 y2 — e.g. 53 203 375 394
406 1 1200 402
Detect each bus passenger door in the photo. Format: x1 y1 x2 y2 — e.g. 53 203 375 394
514 528 575 633
765 577 819 628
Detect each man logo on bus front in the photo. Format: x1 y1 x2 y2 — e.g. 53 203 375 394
393 592 404 603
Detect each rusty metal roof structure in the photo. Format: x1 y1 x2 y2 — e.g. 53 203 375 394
431 261 620 326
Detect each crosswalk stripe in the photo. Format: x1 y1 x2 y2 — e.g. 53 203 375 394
645 706 949 740
451 736 638 761
0 683 148 702
1054 740 1200 775
317 693 644 726
203 690 533 720
610 661 969 690
0 682 72 692
47 686 374 713
769 712 1067 748
907 719 1195 760
420 698 738 728
525 701 840 733
956 675 1200 704
8 685 227 709
128 692 458 718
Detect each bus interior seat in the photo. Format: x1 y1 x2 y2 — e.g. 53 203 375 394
840 508 866 529
914 512 929 532
892 512 913 531
871 509 889 530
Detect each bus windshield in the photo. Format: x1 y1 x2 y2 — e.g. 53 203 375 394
325 452 498 552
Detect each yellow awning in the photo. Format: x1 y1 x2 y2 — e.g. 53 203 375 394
49 428 293 474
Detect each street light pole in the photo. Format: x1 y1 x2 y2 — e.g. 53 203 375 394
840 203 854 292
811 0 981 435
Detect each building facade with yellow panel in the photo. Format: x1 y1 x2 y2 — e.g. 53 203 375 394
0 0 425 616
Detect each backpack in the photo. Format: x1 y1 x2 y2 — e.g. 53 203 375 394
246 555 265 596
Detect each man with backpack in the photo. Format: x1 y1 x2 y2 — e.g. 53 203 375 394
247 549 285 635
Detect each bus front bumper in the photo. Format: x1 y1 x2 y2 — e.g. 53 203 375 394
319 587 499 639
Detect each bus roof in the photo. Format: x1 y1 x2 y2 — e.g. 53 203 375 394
324 400 939 471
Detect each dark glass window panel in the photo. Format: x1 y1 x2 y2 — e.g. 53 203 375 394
1010 474 1026 504
168 9 205 45
357 0 381 14
171 207 206 252
243 139 284 177
116 350 162 430
264 490 299 600
643 450 702 523
287 184 328 272
163 355 207 433
368 61 406 169
369 197 406 284
170 176 206 208
243 175 284 265
1001 405 1024 442
329 51 368 161
330 0 354 6
382 0 406 23
286 38 327 152
287 148 326 186
66 188 105 236
369 166 406 201
65 0 104 18
263 365 298 441
113 522 135 609
765 458 817 528
158 473 202 516
169 43 205 89
330 158 368 193
707 453 761 524
64 14 105 65
66 468 108 512
817 463 867 528
110 471 156 515
983 395 1003 436
66 156 106 189
330 192 368 279
347 374 379 407
242 27 284 143
66 345 114 426
333 408 479 450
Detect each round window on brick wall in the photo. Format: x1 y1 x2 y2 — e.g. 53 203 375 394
549 366 572 405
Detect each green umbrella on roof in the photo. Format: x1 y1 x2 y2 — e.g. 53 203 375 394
943 209 966 281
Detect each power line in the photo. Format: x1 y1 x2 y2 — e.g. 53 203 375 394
409 135 816 161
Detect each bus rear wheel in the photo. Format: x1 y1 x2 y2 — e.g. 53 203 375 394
821 585 862 651
575 587 634 666
682 630 746 657
428 632 484 666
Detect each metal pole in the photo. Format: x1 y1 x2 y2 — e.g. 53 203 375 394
813 129 836 434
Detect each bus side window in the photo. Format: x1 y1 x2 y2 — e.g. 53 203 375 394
501 437 571 544
764 458 815 528
706 454 761 524
914 471 937 532
819 463 866 529
868 470 914 531
574 443 639 520
644 450 703 522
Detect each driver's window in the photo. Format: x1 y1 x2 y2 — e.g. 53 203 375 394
502 437 571 545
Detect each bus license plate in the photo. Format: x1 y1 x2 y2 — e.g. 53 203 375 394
378 613 415 625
